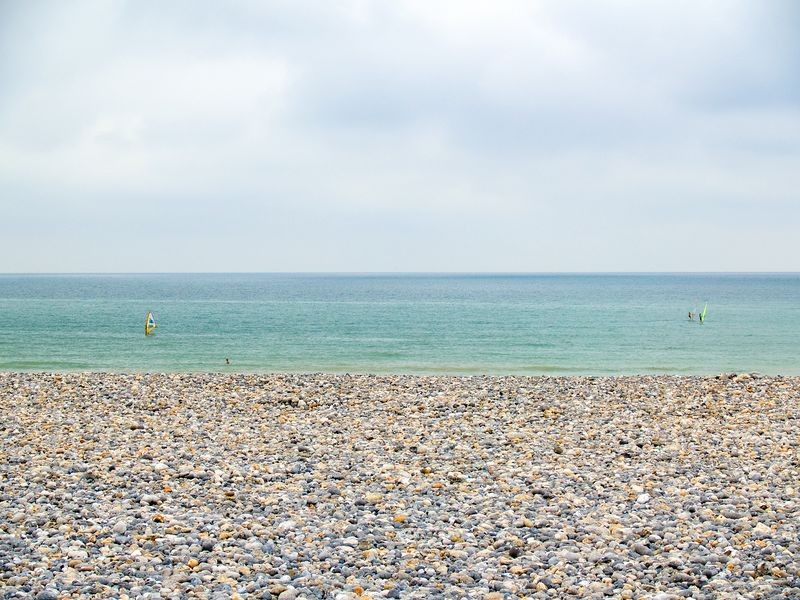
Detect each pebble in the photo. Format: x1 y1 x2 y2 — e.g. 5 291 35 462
112 521 127 534
0 372 797 598
632 543 653 556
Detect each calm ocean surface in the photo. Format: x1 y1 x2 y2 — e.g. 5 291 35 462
1 273 798 375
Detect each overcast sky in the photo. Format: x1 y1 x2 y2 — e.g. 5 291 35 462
1 0 798 272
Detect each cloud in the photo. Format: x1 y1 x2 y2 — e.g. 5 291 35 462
0 0 798 271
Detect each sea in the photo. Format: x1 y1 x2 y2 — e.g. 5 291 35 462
1 273 798 375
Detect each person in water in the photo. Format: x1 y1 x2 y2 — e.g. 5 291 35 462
225 358 230 365
688 311 694 321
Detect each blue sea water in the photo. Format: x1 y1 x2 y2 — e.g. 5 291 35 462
0 273 798 375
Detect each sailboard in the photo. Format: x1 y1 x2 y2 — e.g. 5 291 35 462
145 311 157 336
699 302 708 324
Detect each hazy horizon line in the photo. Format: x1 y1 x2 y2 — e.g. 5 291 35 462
2 271 798 276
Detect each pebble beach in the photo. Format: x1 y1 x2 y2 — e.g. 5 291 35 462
1 372 798 599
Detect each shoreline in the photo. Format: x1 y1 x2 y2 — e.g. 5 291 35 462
1 373 798 598
2 369 797 377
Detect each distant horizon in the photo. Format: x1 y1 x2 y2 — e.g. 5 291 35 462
2 271 799 276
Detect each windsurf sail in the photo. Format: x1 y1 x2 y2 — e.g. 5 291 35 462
699 302 708 323
145 311 157 336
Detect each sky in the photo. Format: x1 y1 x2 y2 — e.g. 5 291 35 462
1 0 798 272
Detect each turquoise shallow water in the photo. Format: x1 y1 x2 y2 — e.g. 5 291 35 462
0 273 798 374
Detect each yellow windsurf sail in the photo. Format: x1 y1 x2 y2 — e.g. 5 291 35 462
145 311 157 336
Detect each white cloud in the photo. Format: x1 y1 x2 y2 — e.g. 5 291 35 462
0 0 798 271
